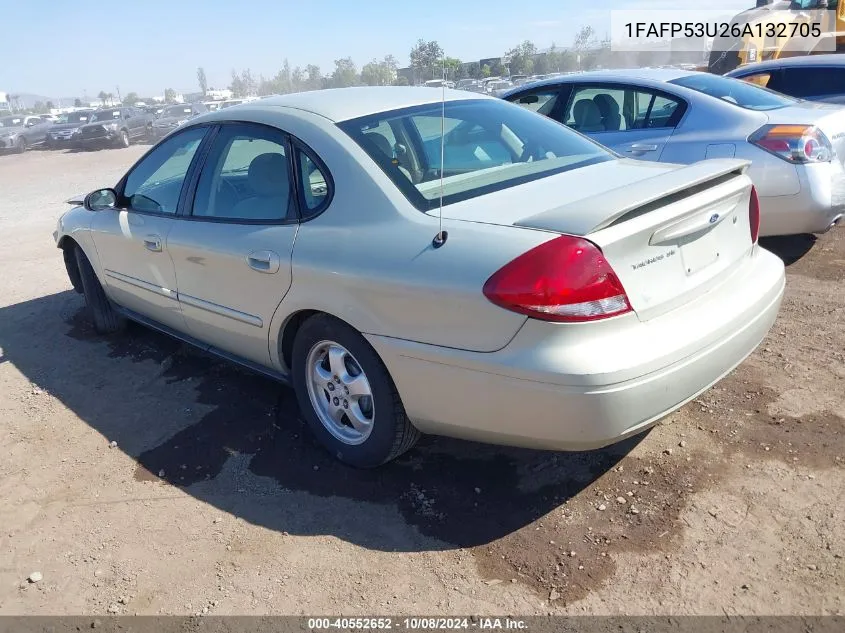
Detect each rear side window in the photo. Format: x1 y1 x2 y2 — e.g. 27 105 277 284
735 72 773 88
769 67 845 98
338 98 613 212
561 85 685 132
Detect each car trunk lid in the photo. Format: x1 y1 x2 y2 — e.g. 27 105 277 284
447 158 755 322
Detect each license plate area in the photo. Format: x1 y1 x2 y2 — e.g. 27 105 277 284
679 226 721 276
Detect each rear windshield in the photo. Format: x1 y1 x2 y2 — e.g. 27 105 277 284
90 109 121 121
338 98 613 211
65 111 92 123
670 73 796 111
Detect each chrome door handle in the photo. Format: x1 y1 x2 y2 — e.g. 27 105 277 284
143 235 162 252
626 143 658 153
247 250 281 274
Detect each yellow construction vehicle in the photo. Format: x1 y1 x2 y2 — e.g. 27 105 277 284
708 0 845 74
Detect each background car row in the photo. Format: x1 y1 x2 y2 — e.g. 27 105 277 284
0 102 216 154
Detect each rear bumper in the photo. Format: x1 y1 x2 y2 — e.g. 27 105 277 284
759 161 845 236
367 247 785 451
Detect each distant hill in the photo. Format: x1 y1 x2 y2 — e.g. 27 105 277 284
4 93 82 108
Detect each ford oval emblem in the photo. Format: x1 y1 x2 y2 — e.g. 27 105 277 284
709 213 720 224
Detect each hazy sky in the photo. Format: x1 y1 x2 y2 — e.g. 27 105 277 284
3 0 749 98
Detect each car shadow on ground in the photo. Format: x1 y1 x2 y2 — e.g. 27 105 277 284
0 290 641 553
760 233 817 266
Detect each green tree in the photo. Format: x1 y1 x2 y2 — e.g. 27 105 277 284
465 61 481 79
74 98 83 107
573 25 598 69
33 101 46 113
480 64 492 78
360 55 398 86
97 91 108 106
123 92 139 106
331 57 359 88
163 88 176 103
443 57 462 81
409 39 444 82
46 100 55 110
392 76 409 86
505 40 537 76
197 67 208 95
304 64 322 91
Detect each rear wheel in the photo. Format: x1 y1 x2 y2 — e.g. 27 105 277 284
74 246 124 334
118 129 130 148
291 314 420 468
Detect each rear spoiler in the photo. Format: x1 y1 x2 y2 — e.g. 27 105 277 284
516 158 751 236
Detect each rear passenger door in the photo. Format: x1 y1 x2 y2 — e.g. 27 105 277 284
167 122 330 368
558 83 686 161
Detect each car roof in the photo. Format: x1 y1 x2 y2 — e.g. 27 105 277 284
727 54 845 74
528 68 691 86
210 87 487 123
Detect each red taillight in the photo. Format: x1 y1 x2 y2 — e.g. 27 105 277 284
482 235 632 323
749 185 760 244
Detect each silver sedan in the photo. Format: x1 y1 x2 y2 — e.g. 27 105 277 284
55 87 784 467
504 69 845 237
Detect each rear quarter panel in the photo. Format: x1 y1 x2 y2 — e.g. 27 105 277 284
236 107 549 360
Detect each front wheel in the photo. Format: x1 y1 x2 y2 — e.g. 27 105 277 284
15 137 26 154
74 246 124 334
118 129 130 148
291 315 420 468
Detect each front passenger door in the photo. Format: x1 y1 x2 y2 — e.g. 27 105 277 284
89 126 209 331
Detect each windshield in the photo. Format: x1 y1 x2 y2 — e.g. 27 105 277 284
338 98 613 211
670 73 797 111
90 109 122 121
65 111 92 124
162 106 193 118
0 116 23 128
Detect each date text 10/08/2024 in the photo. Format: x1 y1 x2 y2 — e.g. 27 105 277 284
307 618 528 630
624 21 823 39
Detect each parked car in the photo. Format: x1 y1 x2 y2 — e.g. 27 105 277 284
149 103 208 140
76 107 153 149
219 99 245 109
55 87 784 468
504 69 845 236
726 54 845 105
0 114 53 153
142 104 166 118
45 110 95 149
487 80 514 97
39 114 60 124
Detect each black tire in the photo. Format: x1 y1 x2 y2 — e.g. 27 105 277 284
15 137 26 154
118 129 130 148
291 314 420 468
74 246 124 334
145 124 154 143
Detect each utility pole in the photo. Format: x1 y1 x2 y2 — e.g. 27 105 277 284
115 85 122 103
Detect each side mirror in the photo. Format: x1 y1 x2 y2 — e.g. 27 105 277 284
84 188 118 212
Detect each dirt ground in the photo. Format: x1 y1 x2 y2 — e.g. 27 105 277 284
0 147 842 616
